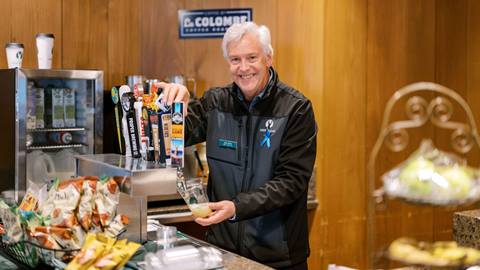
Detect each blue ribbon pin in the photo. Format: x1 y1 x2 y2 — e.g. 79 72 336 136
261 129 271 148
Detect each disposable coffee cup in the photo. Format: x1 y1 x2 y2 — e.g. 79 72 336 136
5 43 24 68
35 33 55 69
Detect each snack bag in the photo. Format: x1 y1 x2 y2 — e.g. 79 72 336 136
77 180 97 231
0 200 24 243
34 226 82 250
104 214 129 238
72 224 87 247
95 177 120 227
37 183 49 211
382 139 480 205
31 231 62 249
41 178 60 219
19 182 41 212
89 239 141 270
50 179 83 227
18 209 43 234
115 241 141 269
90 207 103 233
66 233 113 270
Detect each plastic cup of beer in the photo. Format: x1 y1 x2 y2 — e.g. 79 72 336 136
179 178 212 218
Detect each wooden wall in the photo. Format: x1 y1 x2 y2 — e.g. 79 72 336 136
0 0 139 89
2 0 480 269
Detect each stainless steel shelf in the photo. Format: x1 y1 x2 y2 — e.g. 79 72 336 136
27 144 85 150
27 127 86 132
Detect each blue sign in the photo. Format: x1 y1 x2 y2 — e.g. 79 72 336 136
178 8 252 39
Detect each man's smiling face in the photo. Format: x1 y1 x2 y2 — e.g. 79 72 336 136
227 33 272 101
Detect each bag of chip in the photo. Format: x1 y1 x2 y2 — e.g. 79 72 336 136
77 180 97 231
41 178 60 220
66 233 115 270
104 214 129 238
90 206 103 233
19 182 41 212
34 226 82 250
0 200 24 243
50 179 83 228
18 209 43 234
31 231 62 249
95 177 120 227
90 239 141 270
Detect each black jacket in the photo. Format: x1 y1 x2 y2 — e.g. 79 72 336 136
186 68 317 268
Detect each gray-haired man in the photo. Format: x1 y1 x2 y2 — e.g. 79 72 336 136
158 22 317 270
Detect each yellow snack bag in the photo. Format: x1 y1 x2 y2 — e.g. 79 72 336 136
66 233 107 270
87 240 141 270
88 240 126 270
96 233 117 255
19 182 41 212
115 241 141 270
19 192 38 212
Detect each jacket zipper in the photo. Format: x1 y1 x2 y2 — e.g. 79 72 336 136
237 118 242 161
238 113 250 255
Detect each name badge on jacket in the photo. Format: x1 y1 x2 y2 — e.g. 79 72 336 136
218 139 237 150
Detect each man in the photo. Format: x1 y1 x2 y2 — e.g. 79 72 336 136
158 22 317 270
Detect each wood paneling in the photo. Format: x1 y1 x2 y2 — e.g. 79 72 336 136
467 2 480 135
276 0 324 267
140 0 185 81
0 0 140 89
323 0 366 267
11 0 62 69
433 0 472 243
107 0 141 90
0 0 12 69
366 1 436 267
62 0 108 72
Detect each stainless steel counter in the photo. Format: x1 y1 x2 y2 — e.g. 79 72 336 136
176 232 274 270
148 199 319 224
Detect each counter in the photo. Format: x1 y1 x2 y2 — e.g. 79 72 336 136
0 230 273 270
148 199 319 224
142 230 274 270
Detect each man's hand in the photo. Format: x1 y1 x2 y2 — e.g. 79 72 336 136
156 81 190 115
194 200 236 226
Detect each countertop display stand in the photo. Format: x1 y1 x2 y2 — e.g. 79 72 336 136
367 82 480 268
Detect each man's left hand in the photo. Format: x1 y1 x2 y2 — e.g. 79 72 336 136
194 200 236 226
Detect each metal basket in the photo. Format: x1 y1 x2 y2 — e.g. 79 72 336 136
0 239 39 267
29 240 80 268
0 237 79 268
